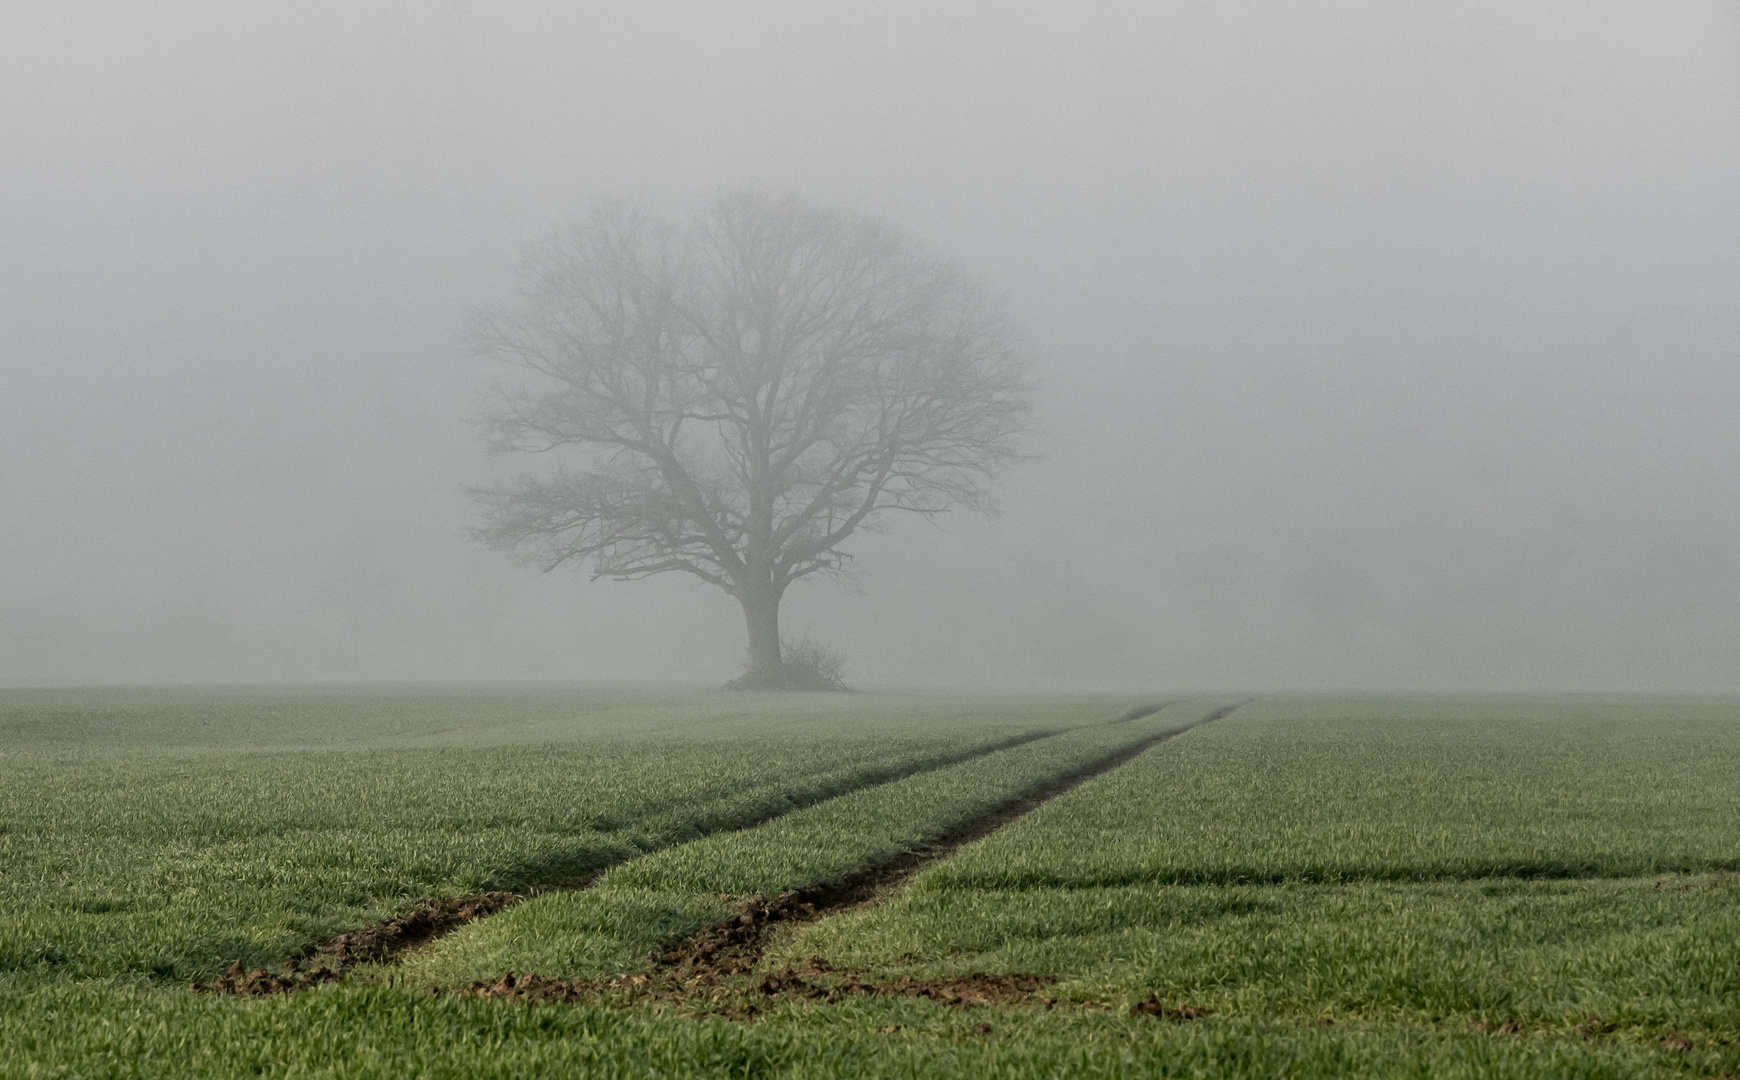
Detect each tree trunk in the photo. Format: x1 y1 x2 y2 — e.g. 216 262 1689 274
739 583 783 686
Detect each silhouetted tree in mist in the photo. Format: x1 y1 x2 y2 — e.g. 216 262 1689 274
470 190 1034 688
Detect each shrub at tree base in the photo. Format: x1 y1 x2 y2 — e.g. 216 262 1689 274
727 638 849 691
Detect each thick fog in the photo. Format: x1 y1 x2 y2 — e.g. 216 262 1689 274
3 2 1738 691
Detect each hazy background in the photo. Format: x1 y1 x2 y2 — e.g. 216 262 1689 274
3 1 1737 691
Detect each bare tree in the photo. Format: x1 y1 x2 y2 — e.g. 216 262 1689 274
470 190 1034 688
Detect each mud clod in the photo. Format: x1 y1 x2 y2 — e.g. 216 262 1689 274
199 962 341 996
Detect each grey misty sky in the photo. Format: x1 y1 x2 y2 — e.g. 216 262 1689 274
1 1 1737 690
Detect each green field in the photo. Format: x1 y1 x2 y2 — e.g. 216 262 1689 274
2 688 1737 1078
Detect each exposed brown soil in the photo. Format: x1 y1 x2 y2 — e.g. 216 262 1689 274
1129 994 1212 1021
321 890 522 965
658 889 828 975
194 890 525 993
451 954 1058 1021
199 958 342 996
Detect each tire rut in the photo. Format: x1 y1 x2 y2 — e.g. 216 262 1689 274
452 698 1249 1016
197 703 1179 995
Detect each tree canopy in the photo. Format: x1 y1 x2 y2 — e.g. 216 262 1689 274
471 190 1034 686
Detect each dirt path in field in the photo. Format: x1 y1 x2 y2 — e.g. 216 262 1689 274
198 703 1180 995
449 698 1249 1018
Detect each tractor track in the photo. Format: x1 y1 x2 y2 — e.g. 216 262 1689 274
450 699 1249 1018
198 701 1189 995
